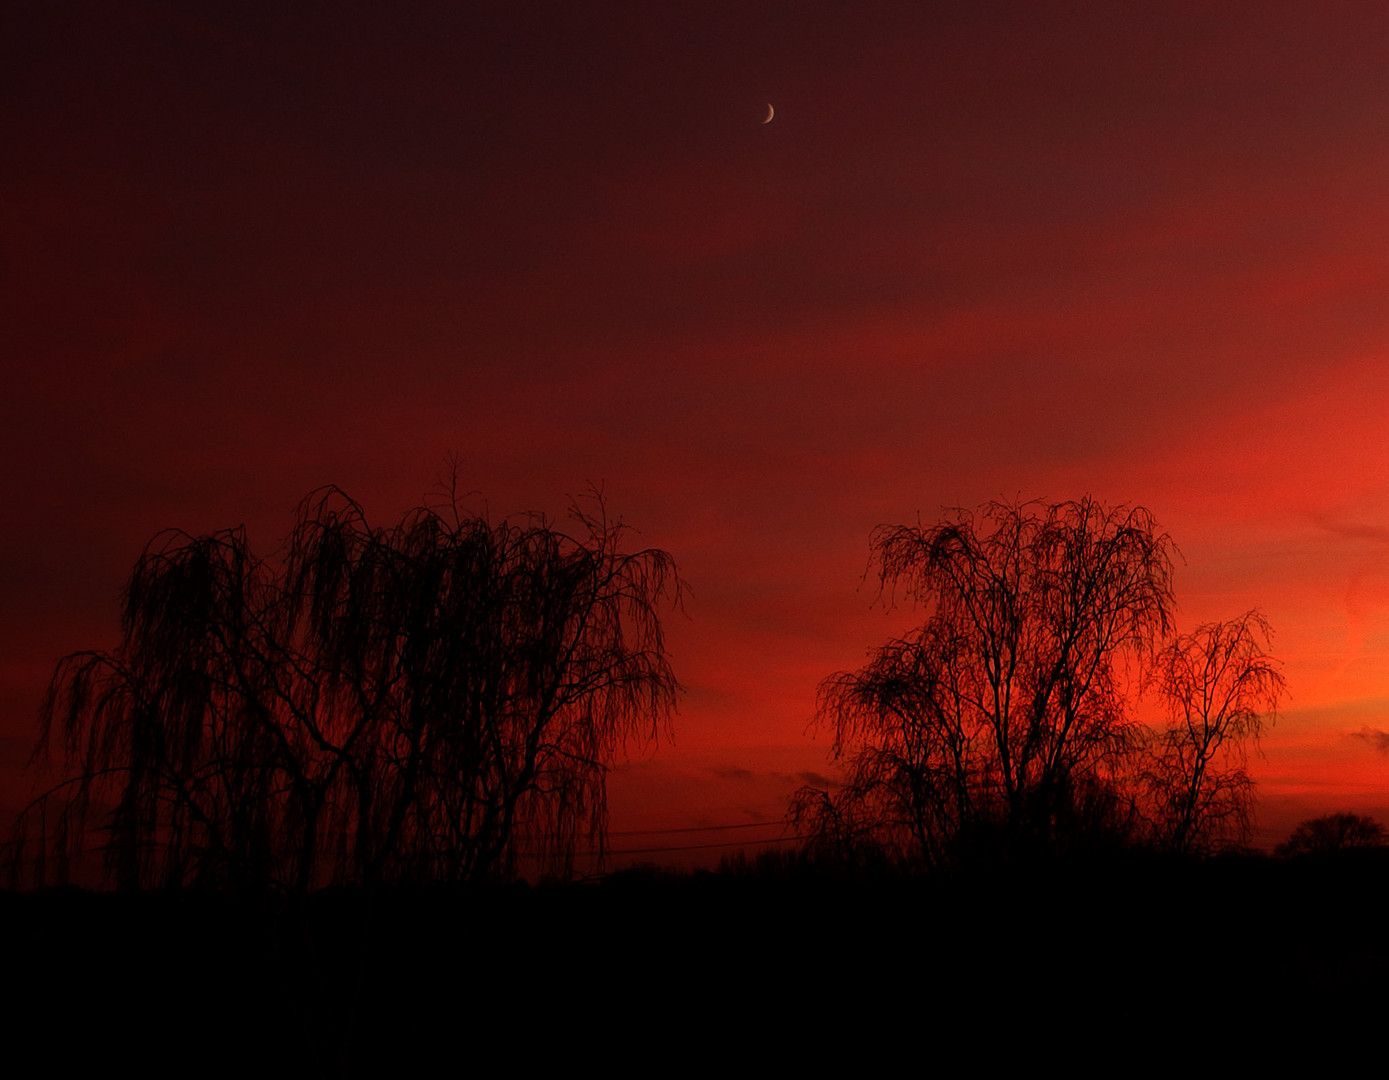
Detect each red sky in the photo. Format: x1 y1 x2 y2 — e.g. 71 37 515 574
6 1 1389 866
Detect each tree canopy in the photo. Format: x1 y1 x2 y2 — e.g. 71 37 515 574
793 497 1283 866
1276 813 1386 857
10 485 682 892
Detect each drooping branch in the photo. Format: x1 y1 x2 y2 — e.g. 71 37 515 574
7 482 682 892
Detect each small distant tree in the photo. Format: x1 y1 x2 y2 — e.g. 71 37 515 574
10 483 682 892
1141 612 1286 853
1276 813 1386 857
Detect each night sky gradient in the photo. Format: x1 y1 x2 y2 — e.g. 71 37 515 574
7 1 1389 864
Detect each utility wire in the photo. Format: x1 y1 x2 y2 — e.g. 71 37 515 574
609 820 787 838
600 833 806 856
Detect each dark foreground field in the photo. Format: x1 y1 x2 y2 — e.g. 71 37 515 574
7 852 1387 1074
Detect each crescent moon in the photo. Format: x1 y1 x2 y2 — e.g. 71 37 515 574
762 103 774 124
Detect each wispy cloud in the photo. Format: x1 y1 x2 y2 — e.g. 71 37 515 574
1313 515 1389 545
1351 727 1389 754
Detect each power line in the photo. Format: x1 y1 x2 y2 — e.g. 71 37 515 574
608 820 787 838
601 833 806 856
520 825 805 859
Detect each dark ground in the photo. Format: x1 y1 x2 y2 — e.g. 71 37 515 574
6 852 1386 1074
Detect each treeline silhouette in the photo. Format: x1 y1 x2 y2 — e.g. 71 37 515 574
9 487 1389 1068
7 483 680 892
9 489 1376 895
1277 812 1388 856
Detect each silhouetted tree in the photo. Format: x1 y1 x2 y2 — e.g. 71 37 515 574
794 498 1177 866
1141 612 1285 853
1276 813 1387 857
10 484 681 891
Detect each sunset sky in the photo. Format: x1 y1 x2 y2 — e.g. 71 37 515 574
6 1 1389 864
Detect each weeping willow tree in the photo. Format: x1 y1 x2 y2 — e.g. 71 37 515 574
10 485 681 892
